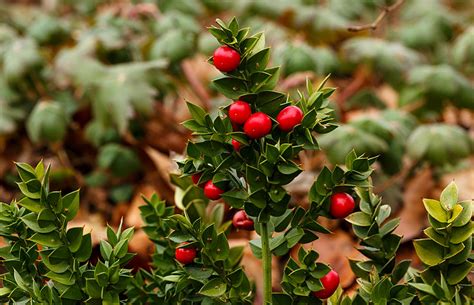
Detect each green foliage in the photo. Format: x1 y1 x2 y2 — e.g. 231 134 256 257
26 101 69 143
319 110 417 174
411 182 473 304
0 161 134 304
407 124 471 167
128 193 253 304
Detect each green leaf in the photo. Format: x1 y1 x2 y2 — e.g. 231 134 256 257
450 222 473 244
75 233 92 262
186 102 207 126
345 212 372 226
286 228 304 248
440 182 458 210
61 285 83 300
0 287 11 297
63 190 80 221
21 213 56 233
453 200 472 227
213 233 230 261
423 227 447 246
288 269 306 284
409 283 436 297
15 162 37 182
100 240 113 260
213 77 248 99
13 269 30 292
447 261 473 285
413 239 444 266
423 199 448 223
17 197 42 213
30 232 62 247
46 270 75 285
199 278 227 297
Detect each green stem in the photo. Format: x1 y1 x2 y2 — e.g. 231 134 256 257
260 222 272 305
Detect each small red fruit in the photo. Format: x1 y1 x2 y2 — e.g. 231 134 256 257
330 192 355 218
213 46 240 72
175 244 197 265
191 173 202 185
228 101 252 125
232 210 254 230
232 139 241 151
203 181 224 200
276 106 303 132
312 269 340 299
243 112 272 139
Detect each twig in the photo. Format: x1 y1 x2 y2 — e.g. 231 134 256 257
181 60 211 109
347 0 405 32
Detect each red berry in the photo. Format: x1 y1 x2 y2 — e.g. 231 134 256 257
191 173 202 185
232 210 254 231
243 112 272 139
175 244 197 265
213 46 240 72
232 139 241 151
203 180 224 200
330 192 355 218
312 269 340 299
276 106 303 132
229 101 252 125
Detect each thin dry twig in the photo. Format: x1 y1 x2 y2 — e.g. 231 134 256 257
347 0 405 32
181 60 211 109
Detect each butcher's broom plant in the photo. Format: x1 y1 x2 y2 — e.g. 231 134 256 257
0 161 134 304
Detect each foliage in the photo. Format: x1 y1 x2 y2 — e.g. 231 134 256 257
0 161 134 304
411 182 473 304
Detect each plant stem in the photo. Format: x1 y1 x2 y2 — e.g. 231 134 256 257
260 222 272 305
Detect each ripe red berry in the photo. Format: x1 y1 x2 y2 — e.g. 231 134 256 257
312 269 340 299
191 173 202 185
175 244 197 265
229 101 252 125
232 210 254 231
203 180 224 200
276 105 303 132
232 139 241 151
213 46 240 72
243 112 272 139
330 192 355 218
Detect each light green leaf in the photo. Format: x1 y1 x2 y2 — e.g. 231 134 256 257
453 200 473 227
440 182 458 210
413 239 444 266
450 222 473 244
423 199 448 223
199 278 227 297
345 212 372 226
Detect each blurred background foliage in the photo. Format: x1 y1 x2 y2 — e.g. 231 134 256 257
0 0 472 294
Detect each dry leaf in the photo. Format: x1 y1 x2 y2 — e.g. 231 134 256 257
395 167 434 242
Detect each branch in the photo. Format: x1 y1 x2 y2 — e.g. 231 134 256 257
347 0 405 32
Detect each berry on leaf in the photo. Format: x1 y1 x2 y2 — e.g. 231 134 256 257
203 180 224 200
232 210 254 230
229 100 252 125
276 105 303 132
175 244 197 265
330 192 355 218
312 269 340 299
232 139 241 151
213 46 240 72
243 112 272 139
191 173 202 185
